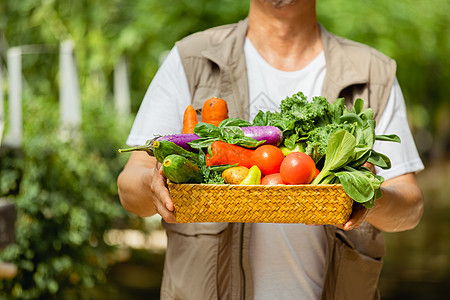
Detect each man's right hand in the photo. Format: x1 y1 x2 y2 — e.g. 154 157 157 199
150 161 177 223
118 151 177 223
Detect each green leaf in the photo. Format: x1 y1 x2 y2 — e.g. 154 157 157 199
320 173 338 184
220 126 245 139
331 97 345 122
219 118 252 128
208 164 238 172
362 197 376 209
368 150 392 169
335 169 375 203
360 121 376 147
284 133 298 149
359 108 374 122
374 186 383 200
252 111 269 126
340 112 364 127
348 145 372 168
197 150 209 179
352 98 365 114
188 137 219 150
232 137 265 148
324 130 356 170
312 130 356 184
375 134 401 143
194 122 220 138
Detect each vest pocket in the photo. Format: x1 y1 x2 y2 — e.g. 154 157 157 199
331 231 383 300
160 222 230 300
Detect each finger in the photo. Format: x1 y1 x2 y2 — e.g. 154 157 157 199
343 203 369 231
153 200 177 223
344 210 368 230
151 186 177 223
153 163 174 211
363 162 375 174
150 165 177 223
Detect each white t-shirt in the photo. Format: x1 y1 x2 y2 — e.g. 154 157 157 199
127 39 424 300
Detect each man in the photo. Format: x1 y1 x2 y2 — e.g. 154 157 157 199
117 0 424 299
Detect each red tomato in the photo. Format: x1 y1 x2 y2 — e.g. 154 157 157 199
261 173 285 185
251 145 284 175
315 168 320 178
280 152 316 184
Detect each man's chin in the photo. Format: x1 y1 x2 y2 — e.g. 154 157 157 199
265 0 297 9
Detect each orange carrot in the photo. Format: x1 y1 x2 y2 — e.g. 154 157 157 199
182 105 198 134
201 97 228 126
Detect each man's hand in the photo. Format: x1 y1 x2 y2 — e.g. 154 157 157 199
118 151 177 223
340 202 369 231
150 162 177 223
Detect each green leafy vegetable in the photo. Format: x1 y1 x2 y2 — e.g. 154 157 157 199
252 92 401 207
367 150 392 169
335 166 385 208
335 168 375 204
375 134 402 143
310 130 386 208
311 130 356 185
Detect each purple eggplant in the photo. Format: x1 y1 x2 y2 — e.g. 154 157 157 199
154 126 283 150
240 126 283 146
156 133 200 152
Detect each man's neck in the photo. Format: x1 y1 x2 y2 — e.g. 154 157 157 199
247 0 323 71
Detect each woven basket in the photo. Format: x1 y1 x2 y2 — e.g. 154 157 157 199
168 182 353 224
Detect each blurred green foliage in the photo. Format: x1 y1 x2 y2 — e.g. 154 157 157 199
0 0 448 299
317 0 450 160
0 91 133 298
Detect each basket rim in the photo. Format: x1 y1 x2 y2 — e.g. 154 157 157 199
167 181 345 187
167 181 348 190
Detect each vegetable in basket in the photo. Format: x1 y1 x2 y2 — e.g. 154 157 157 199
206 141 254 169
222 166 249 184
252 92 401 208
201 97 229 126
162 154 203 184
280 152 316 184
239 165 262 185
182 104 198 134
188 119 283 150
250 145 285 176
137 122 283 153
118 140 199 164
261 173 285 185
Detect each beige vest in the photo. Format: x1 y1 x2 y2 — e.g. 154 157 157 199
161 19 396 300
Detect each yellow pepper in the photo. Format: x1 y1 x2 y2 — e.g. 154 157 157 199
239 165 262 185
279 142 306 156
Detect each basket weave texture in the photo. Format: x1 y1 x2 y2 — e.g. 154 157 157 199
168 182 353 224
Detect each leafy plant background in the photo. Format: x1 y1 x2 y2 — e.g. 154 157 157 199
0 0 449 299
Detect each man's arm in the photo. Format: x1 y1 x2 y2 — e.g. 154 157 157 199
365 172 424 232
343 172 424 232
117 151 177 222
